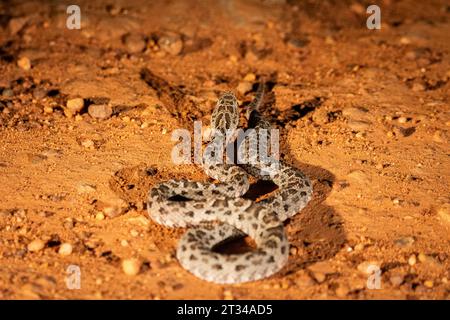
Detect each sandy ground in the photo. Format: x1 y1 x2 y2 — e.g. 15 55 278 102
0 0 449 300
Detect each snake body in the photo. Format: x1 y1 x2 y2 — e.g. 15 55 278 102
148 83 312 284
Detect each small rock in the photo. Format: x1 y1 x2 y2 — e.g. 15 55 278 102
398 116 408 124
27 239 45 252
95 212 105 220
424 280 434 288
123 33 146 53
66 98 84 114
99 198 127 218
287 37 309 48
77 182 97 194
88 104 112 120
33 88 47 100
243 73 256 82
437 204 450 224
408 254 417 266
158 33 183 56
335 284 349 298
58 243 73 256
389 274 404 287
122 258 141 276
412 83 425 92
2 88 14 97
295 273 315 287
312 108 329 124
394 236 415 247
236 81 253 95
63 218 75 229
43 106 53 114
17 57 31 70
312 272 326 283
80 139 95 149
8 16 29 35
347 120 371 131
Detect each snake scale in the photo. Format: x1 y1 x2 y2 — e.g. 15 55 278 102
147 82 312 284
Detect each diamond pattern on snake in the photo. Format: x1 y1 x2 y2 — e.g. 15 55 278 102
148 82 312 284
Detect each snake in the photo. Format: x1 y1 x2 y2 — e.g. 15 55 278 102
147 82 313 284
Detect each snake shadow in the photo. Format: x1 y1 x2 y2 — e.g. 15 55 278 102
239 156 346 278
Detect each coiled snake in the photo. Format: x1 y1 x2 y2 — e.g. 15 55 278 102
148 83 312 284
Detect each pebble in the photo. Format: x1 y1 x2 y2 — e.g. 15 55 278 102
63 218 75 229
295 273 315 287
66 98 84 114
389 274 404 287
397 116 408 124
312 272 326 283
347 120 370 131
412 83 425 92
335 284 349 298
88 104 112 120
58 243 73 256
100 198 127 218
27 239 45 252
394 236 415 247
17 57 31 70
95 212 105 220
8 16 29 35
408 254 417 266
43 106 53 114
123 33 146 53
424 280 434 288
77 182 97 194
236 81 253 95
32 88 47 100
437 204 450 224
2 88 14 97
312 108 329 124
81 139 95 149
289 246 298 255
243 73 256 82
122 258 141 276
158 32 183 56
